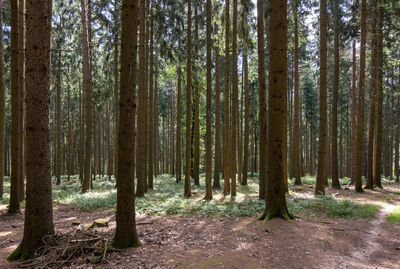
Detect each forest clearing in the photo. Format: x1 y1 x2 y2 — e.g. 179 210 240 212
1 175 400 268
1 0 400 268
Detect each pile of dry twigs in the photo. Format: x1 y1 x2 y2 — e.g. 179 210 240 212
17 229 118 269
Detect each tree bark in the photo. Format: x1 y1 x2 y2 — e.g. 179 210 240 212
350 39 357 185
294 1 301 185
0 0 5 199
315 0 328 195
18 0 25 201
148 4 154 188
213 45 221 189
8 0 54 259
113 0 140 249
242 12 249 186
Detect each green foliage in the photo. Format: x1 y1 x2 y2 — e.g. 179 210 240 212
288 196 380 219
386 204 400 223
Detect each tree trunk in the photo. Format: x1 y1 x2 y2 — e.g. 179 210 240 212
176 67 182 182
395 93 399 182
257 0 267 200
204 0 212 200
113 0 140 249
8 0 54 259
9 0 21 214
81 0 92 193
136 0 148 197
350 39 357 185
18 0 25 201
242 13 249 186
294 2 301 185
315 0 328 195
213 45 221 189
55 50 62 185
192 4 200 186
113 10 119 181
354 0 367 193
147 5 154 188
262 0 292 221
184 0 192 198
0 0 5 199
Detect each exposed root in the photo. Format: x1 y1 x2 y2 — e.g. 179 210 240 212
15 230 117 268
262 209 295 222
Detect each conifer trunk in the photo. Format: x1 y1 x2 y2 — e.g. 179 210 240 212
213 46 221 189
0 0 5 199
176 68 182 182
294 1 301 185
242 14 249 186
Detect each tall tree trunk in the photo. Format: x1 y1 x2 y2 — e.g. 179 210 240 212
315 0 328 195
390 72 394 181
113 11 119 181
366 0 377 189
213 45 221 189
9 0 21 214
350 39 357 185
67 83 73 181
204 0 212 200
107 101 112 180
8 0 54 259
331 0 340 189
294 1 301 185
0 0 5 199
262 0 292 221
55 50 62 185
18 0 25 201
373 4 383 188
257 0 267 200
148 5 154 188
79 82 84 182
113 0 140 249
354 0 367 193
395 93 399 182
223 0 231 195
176 67 182 182
242 12 249 186
184 0 192 198
136 0 148 197
192 4 200 185
81 0 92 193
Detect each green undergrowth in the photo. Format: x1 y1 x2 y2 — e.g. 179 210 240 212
0 175 380 220
386 204 400 223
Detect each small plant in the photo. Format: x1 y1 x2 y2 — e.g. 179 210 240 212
387 204 400 223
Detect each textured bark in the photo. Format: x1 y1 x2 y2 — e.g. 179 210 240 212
106 102 112 180
294 1 301 185
350 39 357 185
365 0 377 189
204 0 212 200
257 0 267 200
242 13 249 186
9 0 21 214
213 45 221 189
113 0 140 249
176 68 182 182
81 0 92 193
331 0 340 189
148 4 154 188
395 94 399 182
113 18 119 181
8 0 54 259
18 0 25 201
262 0 292 221
0 0 5 199
373 4 383 188
192 5 200 185
184 0 192 198
315 0 328 195
55 50 62 185
67 84 73 180
354 0 367 193
223 0 231 195
136 0 148 197
230 0 238 196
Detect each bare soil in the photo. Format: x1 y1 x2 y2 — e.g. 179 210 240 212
1 183 400 269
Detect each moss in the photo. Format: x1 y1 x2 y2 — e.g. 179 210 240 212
262 208 294 222
387 205 400 223
7 246 35 261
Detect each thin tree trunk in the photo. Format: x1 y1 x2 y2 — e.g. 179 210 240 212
257 0 266 200
0 0 5 199
354 0 367 193
315 0 328 195
350 39 357 185
213 45 221 189
55 50 62 185
184 0 192 198
176 67 182 182
193 4 200 185
242 14 249 186
147 5 154 188
294 1 301 185
18 0 25 201
81 0 93 193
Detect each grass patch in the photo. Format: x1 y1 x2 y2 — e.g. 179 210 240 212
288 196 380 219
387 204 400 223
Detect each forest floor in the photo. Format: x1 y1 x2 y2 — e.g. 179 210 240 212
1 176 400 269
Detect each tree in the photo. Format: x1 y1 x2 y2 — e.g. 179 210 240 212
18 0 25 201
176 67 182 182
8 0 54 259
242 4 249 186
204 0 212 200
331 0 340 189
354 0 367 193
257 0 267 200
136 0 148 197
350 39 357 185
0 0 5 199
55 50 62 185
184 0 192 198
81 0 93 193
223 0 231 195
315 0 328 195
213 45 221 189
9 0 21 214
261 0 292 221
113 0 140 249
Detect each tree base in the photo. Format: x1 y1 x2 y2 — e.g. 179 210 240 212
259 209 294 222
7 246 35 261
331 185 341 190
112 238 140 250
